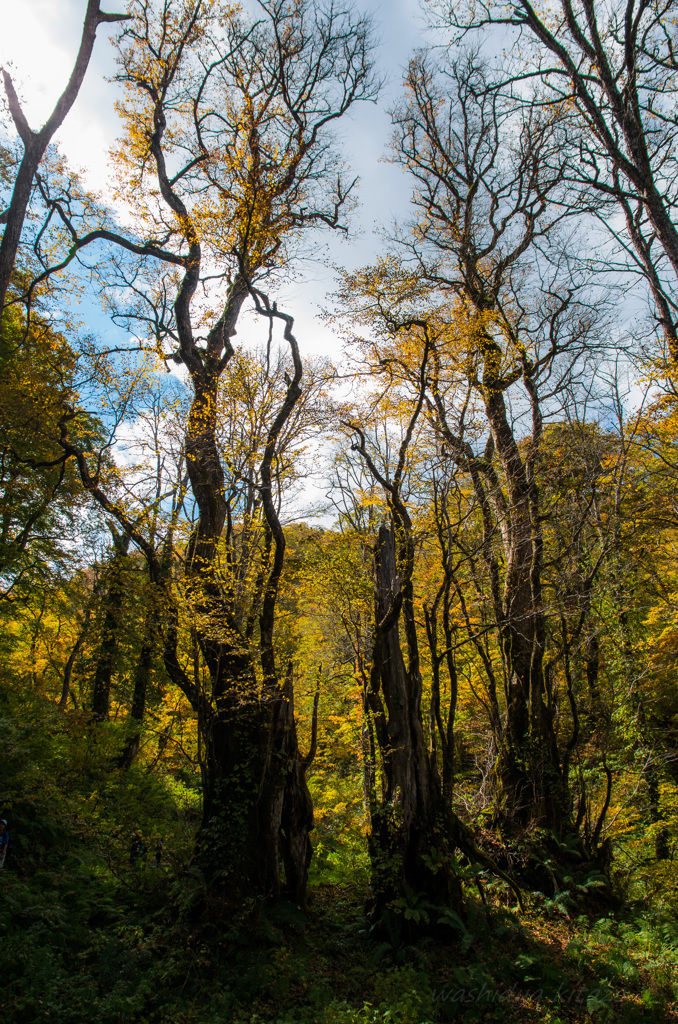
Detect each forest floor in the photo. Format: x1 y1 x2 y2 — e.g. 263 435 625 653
1 691 677 1023
3 855 678 1024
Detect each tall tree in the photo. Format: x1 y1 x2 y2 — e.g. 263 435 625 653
337 52 610 838
46 0 377 902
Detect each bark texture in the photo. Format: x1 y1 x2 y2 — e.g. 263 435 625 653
365 524 463 925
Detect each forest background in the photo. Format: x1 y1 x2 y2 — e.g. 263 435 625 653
3 1 678 1022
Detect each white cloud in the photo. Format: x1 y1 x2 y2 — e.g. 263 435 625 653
1 0 122 187
1 0 430 360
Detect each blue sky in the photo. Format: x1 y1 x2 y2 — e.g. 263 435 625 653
2 0 431 357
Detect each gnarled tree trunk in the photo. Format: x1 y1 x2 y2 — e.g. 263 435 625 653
365 524 463 925
195 661 317 902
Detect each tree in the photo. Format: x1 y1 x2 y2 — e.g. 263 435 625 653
328 347 524 921
337 52 612 842
0 306 105 601
344 389 467 923
438 0 678 358
39 0 377 904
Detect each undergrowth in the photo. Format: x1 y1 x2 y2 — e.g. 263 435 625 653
1 685 678 1023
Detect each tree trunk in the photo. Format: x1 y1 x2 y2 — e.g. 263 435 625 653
58 605 92 709
117 624 153 770
91 532 130 720
181 295 316 904
197 699 284 896
195 665 316 903
481 354 568 834
647 763 670 861
366 524 463 926
279 665 317 904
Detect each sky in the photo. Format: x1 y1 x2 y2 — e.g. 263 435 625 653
0 0 653 521
0 0 431 357
1 1 654 376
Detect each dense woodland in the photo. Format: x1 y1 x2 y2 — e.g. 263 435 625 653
5 0 678 1021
